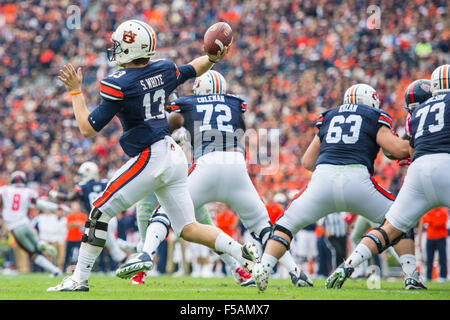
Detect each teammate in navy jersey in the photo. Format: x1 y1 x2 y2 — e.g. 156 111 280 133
252 83 421 291
327 65 450 289
349 79 433 284
48 20 260 292
170 91 247 160
314 102 394 175
131 70 313 288
50 161 107 213
49 161 130 266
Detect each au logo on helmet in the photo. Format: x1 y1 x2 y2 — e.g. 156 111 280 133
122 30 137 44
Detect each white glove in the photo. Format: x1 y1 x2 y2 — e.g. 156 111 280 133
49 190 59 200
172 127 188 146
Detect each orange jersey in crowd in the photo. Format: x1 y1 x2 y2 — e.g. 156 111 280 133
266 203 284 224
214 210 239 239
421 207 448 240
66 211 87 242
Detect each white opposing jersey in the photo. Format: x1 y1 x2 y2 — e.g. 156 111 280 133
0 185 38 230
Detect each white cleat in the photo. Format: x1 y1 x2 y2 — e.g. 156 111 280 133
325 263 354 289
290 270 314 287
47 276 89 292
405 270 427 290
240 243 260 275
253 263 269 291
116 252 153 279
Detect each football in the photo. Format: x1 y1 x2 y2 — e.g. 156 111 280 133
382 148 396 160
203 22 233 55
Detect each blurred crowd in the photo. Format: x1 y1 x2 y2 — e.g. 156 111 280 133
0 0 449 279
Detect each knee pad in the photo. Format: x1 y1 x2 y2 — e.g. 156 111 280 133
362 225 406 254
268 224 293 251
250 221 273 248
149 207 171 238
81 207 109 248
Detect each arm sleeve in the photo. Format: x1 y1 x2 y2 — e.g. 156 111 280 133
175 64 197 86
315 114 324 129
88 99 121 132
240 101 247 113
377 111 393 129
35 198 59 212
315 114 324 137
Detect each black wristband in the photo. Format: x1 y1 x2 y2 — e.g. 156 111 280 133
208 58 218 63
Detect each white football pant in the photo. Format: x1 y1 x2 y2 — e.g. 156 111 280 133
276 164 395 235
386 153 450 232
92 136 196 236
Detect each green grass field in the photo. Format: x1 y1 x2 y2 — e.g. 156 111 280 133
0 273 449 300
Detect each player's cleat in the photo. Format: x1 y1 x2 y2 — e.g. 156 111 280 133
240 278 256 287
130 271 146 285
325 262 354 289
405 270 427 290
252 263 269 291
232 267 252 285
290 270 314 287
46 277 89 292
115 252 153 279
240 243 260 275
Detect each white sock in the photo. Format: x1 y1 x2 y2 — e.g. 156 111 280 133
34 254 60 274
72 243 102 283
279 251 298 275
261 253 278 272
399 254 417 277
143 222 167 257
214 233 243 264
345 243 372 268
218 253 240 271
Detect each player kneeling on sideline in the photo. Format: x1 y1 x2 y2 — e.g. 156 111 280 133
47 20 259 292
116 70 312 288
326 65 450 289
252 83 424 291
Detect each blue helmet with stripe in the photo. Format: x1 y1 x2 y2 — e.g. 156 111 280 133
404 79 431 114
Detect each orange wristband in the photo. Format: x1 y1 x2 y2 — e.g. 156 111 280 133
69 91 82 96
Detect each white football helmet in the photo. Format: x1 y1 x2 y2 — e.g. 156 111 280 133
78 161 99 183
11 171 26 185
430 64 450 96
343 83 380 109
192 70 227 95
107 20 157 65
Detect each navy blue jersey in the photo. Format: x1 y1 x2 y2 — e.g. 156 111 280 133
170 94 247 160
74 179 108 213
88 60 196 157
315 103 393 174
410 93 450 161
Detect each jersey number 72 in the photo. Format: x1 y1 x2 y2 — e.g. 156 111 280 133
196 103 233 133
